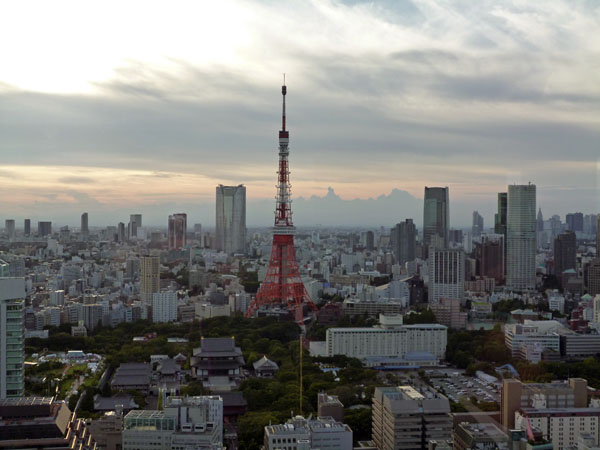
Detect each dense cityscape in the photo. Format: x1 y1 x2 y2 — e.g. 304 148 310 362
1 78 599 450
2 1 600 450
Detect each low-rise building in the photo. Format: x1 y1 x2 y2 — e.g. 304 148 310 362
190 338 244 391
264 415 352 450
372 385 452 450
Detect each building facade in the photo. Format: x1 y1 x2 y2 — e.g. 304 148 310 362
215 185 246 254
391 219 416 266
152 291 178 323
372 386 452 450
0 278 25 399
507 184 537 291
423 187 449 250
168 213 187 250
428 248 465 304
140 255 160 304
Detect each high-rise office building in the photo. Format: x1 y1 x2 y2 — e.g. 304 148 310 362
506 184 536 291
536 208 544 248
37 221 52 237
118 222 126 242
23 219 30 237
81 212 89 239
566 212 584 232
168 213 187 250
391 219 416 266
129 214 142 239
554 231 576 279
472 211 484 237
4 220 15 239
215 185 246 254
494 193 507 235
0 278 25 399
428 247 465 304
476 234 505 284
597 215 600 255
423 187 449 250
140 256 160 304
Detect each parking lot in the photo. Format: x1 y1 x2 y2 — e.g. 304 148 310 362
425 369 500 405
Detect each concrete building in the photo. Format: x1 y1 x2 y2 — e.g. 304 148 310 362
24 218 30 236
501 378 588 429
589 260 600 296
5 219 15 239
81 212 89 239
472 211 484 238
453 422 509 450
391 219 416 266
128 214 142 239
342 298 403 318
264 415 352 450
423 187 449 250
326 318 447 365
0 397 95 449
318 393 345 423
372 385 452 450
140 255 160 304
516 407 600 450
215 184 246 254
38 221 52 237
504 320 564 358
507 184 537 291
429 298 467 329
476 234 505 285
168 213 187 250
428 247 465 304
123 396 224 450
0 278 25 399
152 291 178 323
554 231 577 284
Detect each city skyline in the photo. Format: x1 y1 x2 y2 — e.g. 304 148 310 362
1 0 598 226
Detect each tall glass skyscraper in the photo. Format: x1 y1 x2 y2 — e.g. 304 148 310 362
423 187 449 249
0 278 25 399
506 184 536 291
216 185 246 254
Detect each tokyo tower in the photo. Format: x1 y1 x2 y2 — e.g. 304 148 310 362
245 81 317 322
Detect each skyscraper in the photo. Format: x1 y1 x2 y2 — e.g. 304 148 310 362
428 247 465 304
215 185 246 254
37 221 52 237
23 219 30 237
140 255 160 304
423 187 449 250
4 220 15 239
81 212 89 239
129 214 142 239
494 193 507 235
566 212 584 232
596 215 600 254
476 234 505 284
0 278 25 399
554 231 576 281
472 211 484 237
391 219 416 266
506 184 536 291
536 208 544 248
168 213 187 250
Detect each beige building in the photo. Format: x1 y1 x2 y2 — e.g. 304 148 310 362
140 255 160 304
372 386 452 450
501 378 588 429
429 298 467 329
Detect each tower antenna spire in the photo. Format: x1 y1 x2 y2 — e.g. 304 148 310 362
282 74 286 131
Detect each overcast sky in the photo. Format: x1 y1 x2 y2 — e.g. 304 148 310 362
1 0 599 227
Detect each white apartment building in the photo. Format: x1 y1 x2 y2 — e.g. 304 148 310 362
152 291 178 323
326 317 447 364
516 407 600 450
264 416 352 450
428 247 465 304
507 184 537 291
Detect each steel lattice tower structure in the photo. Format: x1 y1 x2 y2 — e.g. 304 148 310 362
245 81 317 322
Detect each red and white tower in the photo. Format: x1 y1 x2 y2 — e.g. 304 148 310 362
245 81 317 322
